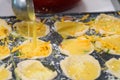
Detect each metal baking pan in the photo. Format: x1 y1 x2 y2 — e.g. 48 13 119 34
0 11 120 80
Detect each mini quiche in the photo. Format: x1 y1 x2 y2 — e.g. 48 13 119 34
93 14 120 35
13 21 49 38
54 21 89 38
0 65 12 80
105 58 120 78
60 55 101 80
59 36 94 56
0 46 10 60
12 39 52 59
0 19 11 39
15 60 57 80
95 35 120 55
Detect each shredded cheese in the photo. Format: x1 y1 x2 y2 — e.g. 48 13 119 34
0 19 11 39
80 14 90 21
93 14 120 34
12 40 52 59
0 46 10 60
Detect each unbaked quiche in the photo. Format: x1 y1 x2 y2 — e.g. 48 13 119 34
12 39 52 59
93 14 120 35
59 36 94 56
60 55 101 80
105 58 120 78
0 19 11 39
13 21 49 38
95 35 120 55
15 60 57 80
54 21 89 38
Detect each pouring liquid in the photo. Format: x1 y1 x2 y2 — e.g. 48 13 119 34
32 22 37 48
28 11 37 48
26 21 37 48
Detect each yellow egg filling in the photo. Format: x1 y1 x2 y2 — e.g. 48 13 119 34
60 55 101 80
55 21 89 38
12 40 52 59
106 58 120 78
15 60 57 80
60 36 94 56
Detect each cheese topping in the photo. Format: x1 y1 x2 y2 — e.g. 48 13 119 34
60 36 94 56
14 21 49 38
80 14 90 21
60 55 101 80
54 21 89 38
93 14 120 34
12 40 52 59
106 58 120 78
95 35 120 55
0 26 9 36
0 19 11 39
0 65 12 80
0 46 10 60
15 60 57 80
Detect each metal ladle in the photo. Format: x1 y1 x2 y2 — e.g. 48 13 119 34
12 0 35 21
